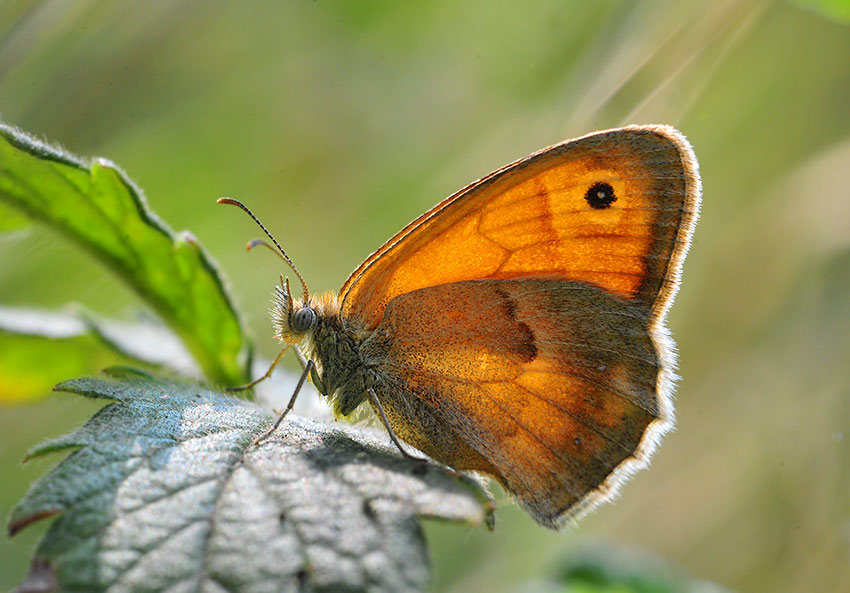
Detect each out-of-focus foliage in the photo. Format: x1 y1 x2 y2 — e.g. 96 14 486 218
0 302 320 412
0 202 28 232
0 126 250 386
1 1 847 592
516 546 732 593
792 0 850 22
0 305 197 403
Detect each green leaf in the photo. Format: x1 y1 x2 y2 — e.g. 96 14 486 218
9 373 493 593
0 124 250 386
789 0 850 23
0 201 30 233
0 306 198 404
522 546 733 593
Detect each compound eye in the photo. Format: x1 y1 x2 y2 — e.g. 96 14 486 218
291 307 317 332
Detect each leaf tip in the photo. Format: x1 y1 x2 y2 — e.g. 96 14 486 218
178 230 199 245
92 156 117 170
51 380 73 393
8 509 62 538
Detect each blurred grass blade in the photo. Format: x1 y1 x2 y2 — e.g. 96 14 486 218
0 306 199 404
9 374 493 593
0 124 250 386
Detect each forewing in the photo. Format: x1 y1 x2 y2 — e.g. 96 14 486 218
340 125 700 329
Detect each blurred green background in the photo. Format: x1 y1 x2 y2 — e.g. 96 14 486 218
1 0 848 591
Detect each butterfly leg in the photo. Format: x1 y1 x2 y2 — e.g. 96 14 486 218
293 344 309 369
293 344 327 395
367 388 428 464
227 344 291 392
253 359 314 446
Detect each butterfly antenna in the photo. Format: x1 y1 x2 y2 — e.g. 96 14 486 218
217 197 310 301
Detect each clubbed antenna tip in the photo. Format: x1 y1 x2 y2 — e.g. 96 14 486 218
217 197 309 301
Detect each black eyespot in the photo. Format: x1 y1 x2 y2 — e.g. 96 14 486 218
585 182 616 209
291 307 317 332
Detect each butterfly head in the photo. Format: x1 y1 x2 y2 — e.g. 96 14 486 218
216 197 325 341
272 276 319 343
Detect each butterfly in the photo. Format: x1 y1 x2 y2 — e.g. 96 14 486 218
219 124 701 528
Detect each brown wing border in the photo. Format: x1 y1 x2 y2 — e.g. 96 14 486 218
555 125 700 525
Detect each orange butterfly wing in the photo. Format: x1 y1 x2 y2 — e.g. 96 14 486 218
361 278 662 525
344 125 700 526
341 125 699 326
